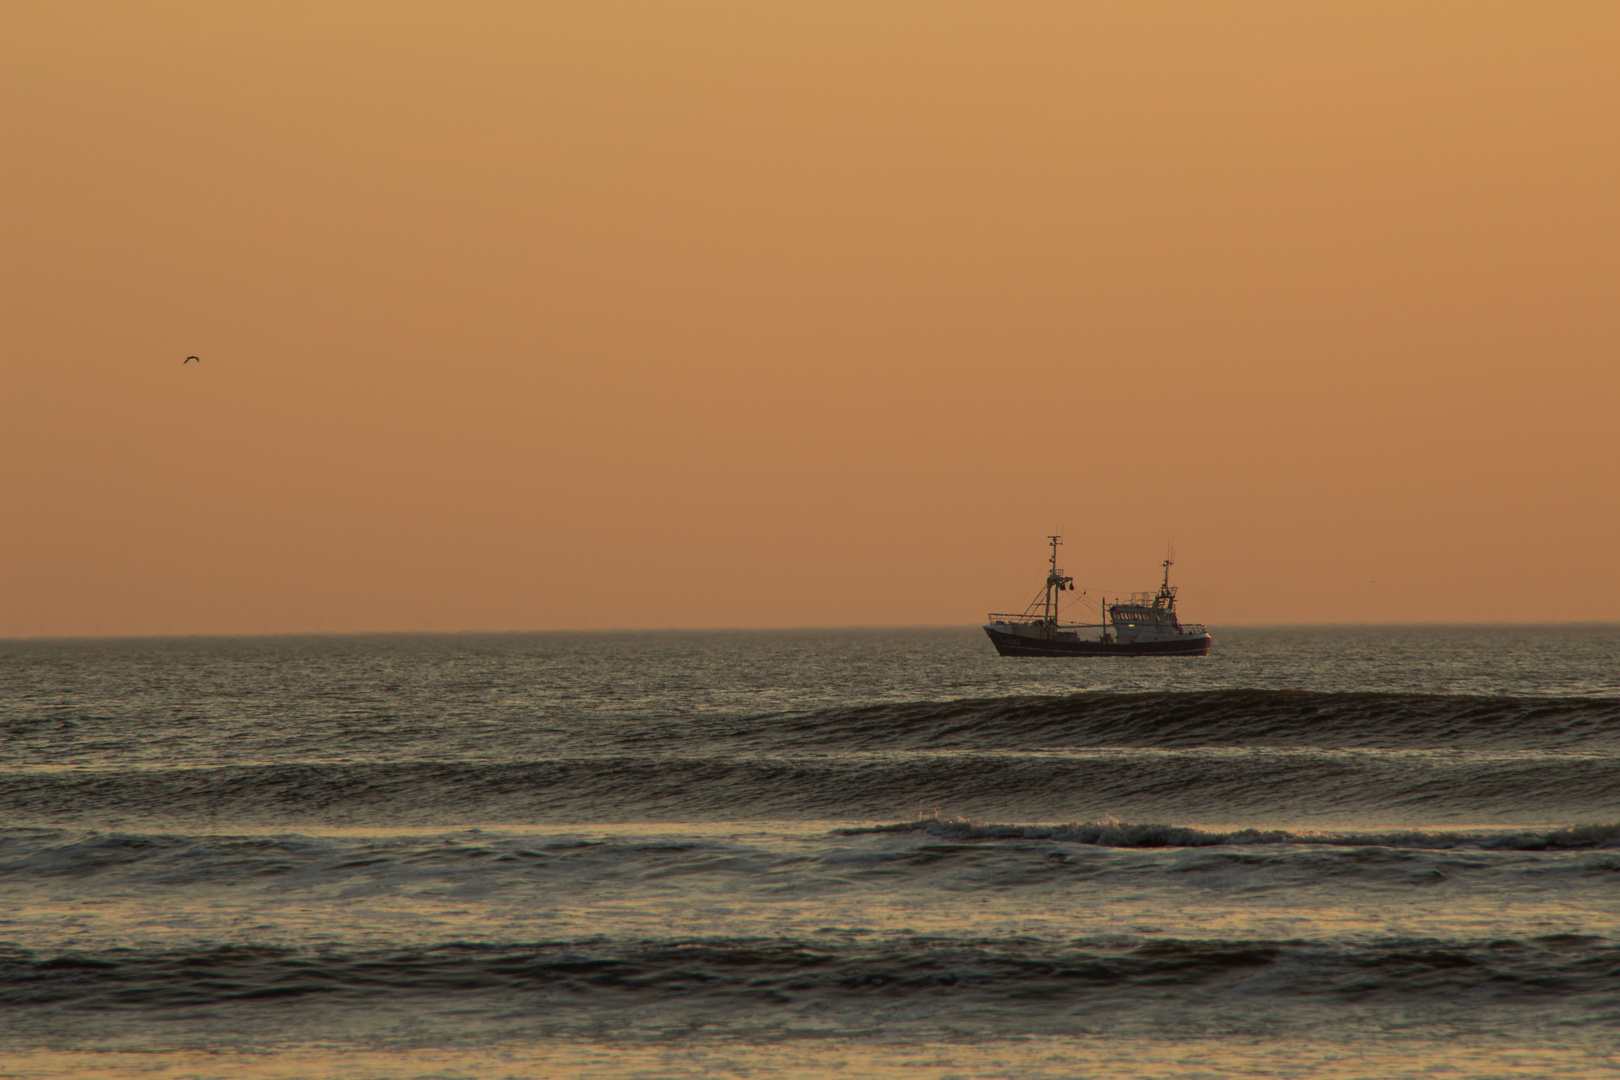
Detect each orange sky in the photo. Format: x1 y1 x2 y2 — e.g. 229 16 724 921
3 1 1618 635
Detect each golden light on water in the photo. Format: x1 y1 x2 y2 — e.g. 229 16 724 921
10 1039 1617 1080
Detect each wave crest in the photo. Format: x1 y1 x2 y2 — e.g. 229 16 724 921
751 690 1620 752
841 816 1620 851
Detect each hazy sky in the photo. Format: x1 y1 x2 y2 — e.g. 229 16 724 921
3 1 1617 635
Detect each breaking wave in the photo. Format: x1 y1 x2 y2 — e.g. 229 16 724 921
5 691 1619 826
10 691 1619 769
843 816 1620 850
5 750 1619 824
4 821 1618 901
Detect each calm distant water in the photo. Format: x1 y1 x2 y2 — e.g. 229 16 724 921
2 625 1618 1078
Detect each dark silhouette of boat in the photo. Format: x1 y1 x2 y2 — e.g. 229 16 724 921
983 536 1212 657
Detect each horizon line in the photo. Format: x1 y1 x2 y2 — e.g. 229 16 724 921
4 620 1619 643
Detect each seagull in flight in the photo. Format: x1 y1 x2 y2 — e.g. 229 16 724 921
184 355 200 364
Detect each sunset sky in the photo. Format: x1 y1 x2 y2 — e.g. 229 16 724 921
3 1 1617 635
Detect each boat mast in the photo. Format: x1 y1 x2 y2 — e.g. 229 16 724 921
1046 535 1061 625
1041 534 1075 631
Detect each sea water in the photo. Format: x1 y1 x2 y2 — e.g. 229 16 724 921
1 626 1617 1078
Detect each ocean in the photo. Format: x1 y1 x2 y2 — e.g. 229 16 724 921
2 625 1617 1078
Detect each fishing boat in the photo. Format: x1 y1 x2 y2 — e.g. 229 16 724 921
983 536 1212 657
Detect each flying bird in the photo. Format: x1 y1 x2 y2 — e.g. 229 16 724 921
184 356 200 364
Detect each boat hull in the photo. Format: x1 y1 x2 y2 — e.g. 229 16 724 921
983 625 1212 658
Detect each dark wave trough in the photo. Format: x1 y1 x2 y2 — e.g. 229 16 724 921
6 934 1616 1019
